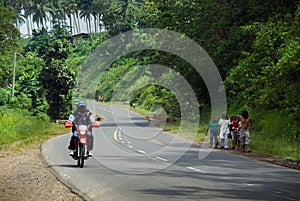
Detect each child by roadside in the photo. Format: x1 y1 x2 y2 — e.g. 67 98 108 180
206 116 219 148
230 115 239 150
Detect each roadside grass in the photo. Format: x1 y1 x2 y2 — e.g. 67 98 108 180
251 133 299 160
0 109 69 151
162 120 208 143
249 110 300 160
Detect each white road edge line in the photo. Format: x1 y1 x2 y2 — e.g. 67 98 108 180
155 156 168 162
186 166 206 173
136 150 146 154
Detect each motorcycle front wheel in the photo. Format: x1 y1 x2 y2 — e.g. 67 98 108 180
79 144 85 168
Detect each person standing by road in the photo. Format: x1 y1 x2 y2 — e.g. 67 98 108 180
219 112 230 149
206 116 219 148
230 115 239 150
239 110 252 152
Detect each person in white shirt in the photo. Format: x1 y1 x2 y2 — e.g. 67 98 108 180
219 112 230 149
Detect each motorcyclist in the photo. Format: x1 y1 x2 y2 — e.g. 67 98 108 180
67 100 95 156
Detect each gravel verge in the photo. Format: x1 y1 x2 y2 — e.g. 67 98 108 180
0 147 83 201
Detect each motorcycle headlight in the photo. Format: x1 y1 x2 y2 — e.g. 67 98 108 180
80 130 86 135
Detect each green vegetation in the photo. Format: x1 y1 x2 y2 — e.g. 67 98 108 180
0 1 299 159
249 110 300 160
0 108 69 151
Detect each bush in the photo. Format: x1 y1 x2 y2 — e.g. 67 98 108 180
254 110 299 143
8 93 32 110
0 108 67 149
0 88 9 106
249 110 300 160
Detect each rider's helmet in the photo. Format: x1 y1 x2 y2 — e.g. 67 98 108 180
77 100 87 113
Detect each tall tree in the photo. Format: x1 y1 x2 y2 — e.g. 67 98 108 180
31 0 50 28
6 0 25 32
0 3 20 87
78 0 93 33
23 0 34 36
102 0 143 35
225 5 300 114
63 0 78 34
40 39 75 120
79 8 92 33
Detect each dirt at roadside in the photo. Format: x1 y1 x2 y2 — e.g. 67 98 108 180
224 148 300 170
0 148 83 201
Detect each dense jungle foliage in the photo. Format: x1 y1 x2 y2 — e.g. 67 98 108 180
0 0 299 158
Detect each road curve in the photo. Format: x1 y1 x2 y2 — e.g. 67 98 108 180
41 102 300 201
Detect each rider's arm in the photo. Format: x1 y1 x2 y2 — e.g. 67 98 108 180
89 114 95 123
68 114 75 123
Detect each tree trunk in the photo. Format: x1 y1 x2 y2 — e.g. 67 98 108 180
73 13 78 33
77 13 81 32
69 15 72 34
94 15 97 33
26 17 31 36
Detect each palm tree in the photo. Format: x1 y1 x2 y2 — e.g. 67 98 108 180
30 1 50 29
78 0 93 33
63 0 78 34
92 0 110 33
22 0 34 36
15 12 25 31
48 0 65 29
5 0 25 32
103 0 142 34
90 4 98 33
70 0 80 33
72 3 80 33
78 2 92 33
80 8 91 33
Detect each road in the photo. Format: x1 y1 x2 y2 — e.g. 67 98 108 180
41 102 300 201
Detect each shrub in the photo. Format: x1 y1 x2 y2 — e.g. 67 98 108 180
0 88 9 106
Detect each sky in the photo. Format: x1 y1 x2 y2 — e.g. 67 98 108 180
18 15 102 37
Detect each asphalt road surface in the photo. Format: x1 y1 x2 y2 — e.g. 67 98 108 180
41 102 300 201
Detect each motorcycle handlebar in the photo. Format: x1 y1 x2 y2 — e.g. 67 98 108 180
64 121 100 128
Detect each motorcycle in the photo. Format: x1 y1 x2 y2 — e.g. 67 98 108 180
65 121 100 168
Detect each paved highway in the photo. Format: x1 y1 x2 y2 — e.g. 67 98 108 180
41 102 300 201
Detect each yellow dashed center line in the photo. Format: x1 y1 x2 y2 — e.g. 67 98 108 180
150 138 166 146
